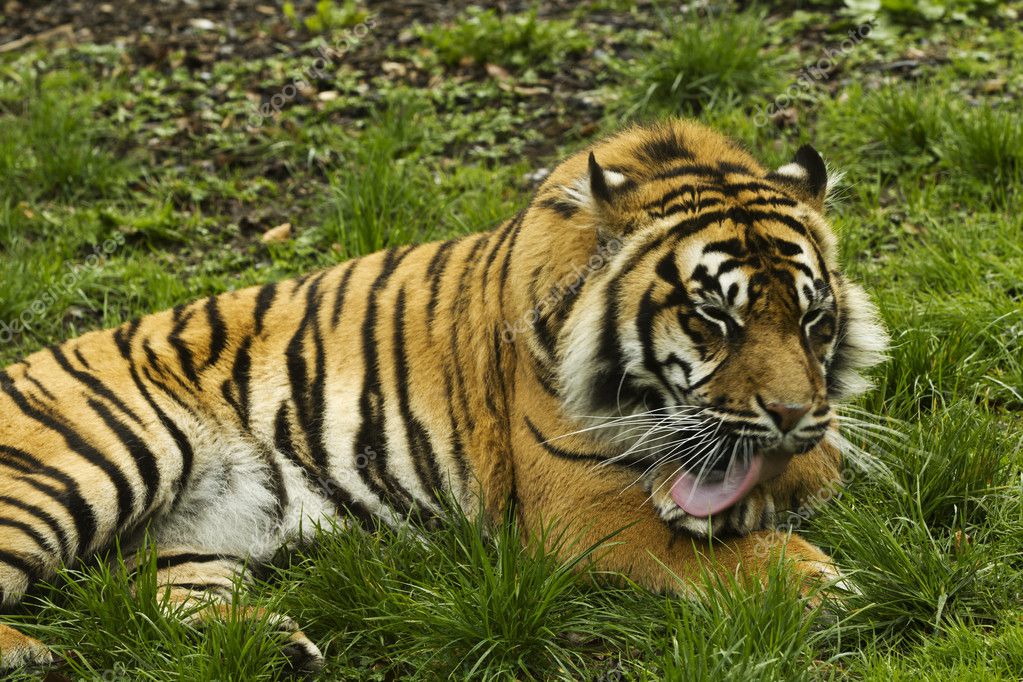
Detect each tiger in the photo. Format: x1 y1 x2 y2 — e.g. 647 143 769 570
0 119 887 671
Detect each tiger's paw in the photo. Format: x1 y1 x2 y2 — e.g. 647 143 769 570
276 616 325 676
0 624 54 670
181 604 324 676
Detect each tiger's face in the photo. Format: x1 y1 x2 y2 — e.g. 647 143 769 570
553 124 887 518
619 213 835 458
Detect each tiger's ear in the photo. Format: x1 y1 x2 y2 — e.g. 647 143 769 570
770 145 830 210
582 152 635 235
559 152 634 236
588 151 613 203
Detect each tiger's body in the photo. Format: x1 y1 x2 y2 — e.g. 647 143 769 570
0 120 886 670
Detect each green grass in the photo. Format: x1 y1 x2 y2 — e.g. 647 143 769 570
417 7 593 72
1 1 1022 679
622 7 781 115
0 69 130 203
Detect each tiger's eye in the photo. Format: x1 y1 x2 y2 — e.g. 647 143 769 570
696 304 738 337
804 310 835 342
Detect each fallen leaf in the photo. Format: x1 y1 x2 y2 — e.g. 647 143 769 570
485 63 511 82
189 18 218 31
381 61 407 77
261 222 293 243
512 84 549 96
981 78 1005 93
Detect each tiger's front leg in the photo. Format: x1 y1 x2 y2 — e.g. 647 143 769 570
646 439 845 538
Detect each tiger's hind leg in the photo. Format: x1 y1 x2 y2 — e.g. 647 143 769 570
0 518 63 669
143 550 324 674
0 624 52 669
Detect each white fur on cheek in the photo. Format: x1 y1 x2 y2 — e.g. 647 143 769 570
831 281 889 400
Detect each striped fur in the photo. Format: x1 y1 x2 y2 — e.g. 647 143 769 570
0 120 886 668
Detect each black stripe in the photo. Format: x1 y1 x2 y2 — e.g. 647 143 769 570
440 372 471 494
528 266 558 359
525 416 616 463
668 210 729 240
256 441 287 525
657 196 723 219
330 262 357 329
168 306 200 386
653 163 722 182
447 236 491 433
0 549 40 581
717 161 756 175
273 403 377 530
590 260 630 412
491 324 507 414
154 552 236 571
745 195 797 208
254 282 278 336
114 324 195 515
497 214 525 304
538 196 578 220
637 131 694 165
203 295 228 367
0 373 136 528
0 444 97 555
0 518 54 555
425 238 459 328
0 495 72 560
73 347 93 370
392 287 444 506
228 335 253 428
355 248 422 520
139 338 193 401
285 272 330 471
721 181 789 197
481 212 522 291
645 185 722 212
22 371 56 401
529 350 561 398
49 344 145 427
87 397 160 512
637 286 689 401
741 209 809 237
274 403 303 471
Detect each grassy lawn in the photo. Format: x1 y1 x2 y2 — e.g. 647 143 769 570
1 0 1021 679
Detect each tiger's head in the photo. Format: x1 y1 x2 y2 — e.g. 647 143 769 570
532 121 887 520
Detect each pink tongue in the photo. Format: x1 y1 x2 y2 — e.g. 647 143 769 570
670 454 790 517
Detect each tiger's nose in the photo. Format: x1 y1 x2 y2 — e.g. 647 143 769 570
763 402 811 433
